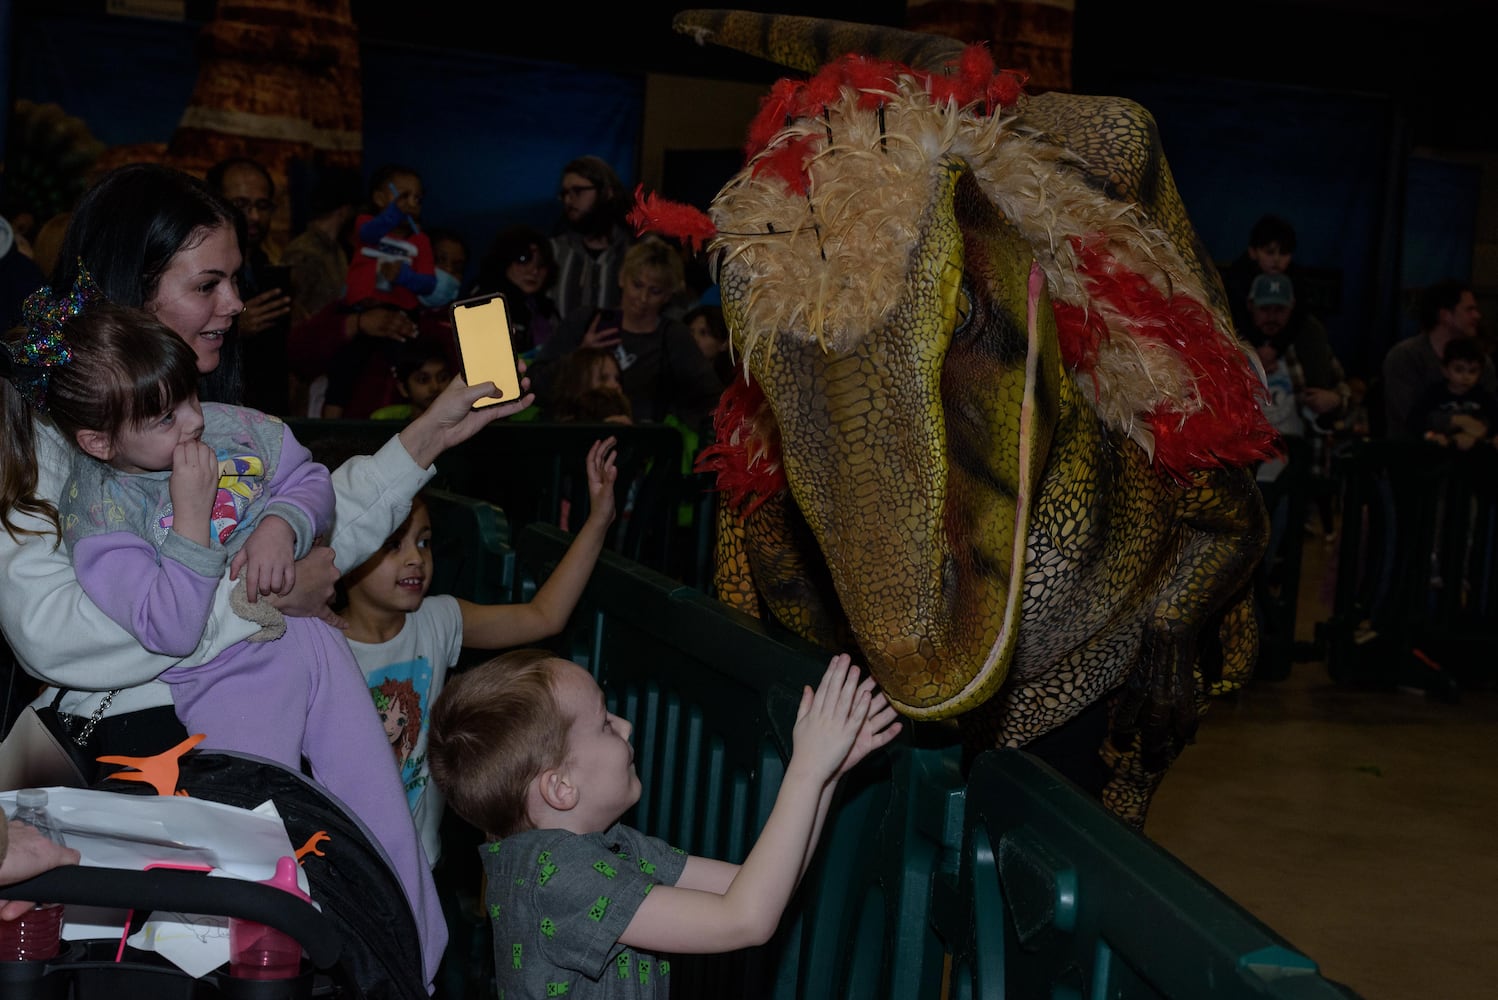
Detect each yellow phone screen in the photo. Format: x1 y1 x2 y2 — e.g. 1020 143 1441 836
451 293 522 407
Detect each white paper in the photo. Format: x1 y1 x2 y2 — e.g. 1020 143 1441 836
127 910 232 979
0 788 312 977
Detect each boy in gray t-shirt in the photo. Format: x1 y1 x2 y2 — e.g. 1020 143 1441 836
428 650 900 998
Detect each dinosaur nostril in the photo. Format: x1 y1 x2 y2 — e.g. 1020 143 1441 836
941 554 959 610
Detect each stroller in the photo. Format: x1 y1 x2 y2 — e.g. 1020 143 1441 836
0 749 430 1000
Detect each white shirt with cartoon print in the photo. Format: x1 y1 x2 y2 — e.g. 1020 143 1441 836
346 594 464 867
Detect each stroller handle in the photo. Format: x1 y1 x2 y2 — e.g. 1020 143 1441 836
1 864 342 969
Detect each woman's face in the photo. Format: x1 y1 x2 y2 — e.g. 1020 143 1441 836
144 223 244 374
618 267 673 327
505 244 549 296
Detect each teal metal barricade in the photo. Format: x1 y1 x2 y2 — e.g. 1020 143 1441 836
1322 439 1498 695
934 750 1353 999
510 523 1357 1000
422 487 514 607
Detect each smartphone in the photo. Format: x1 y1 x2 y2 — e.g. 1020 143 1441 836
450 291 523 408
255 264 293 299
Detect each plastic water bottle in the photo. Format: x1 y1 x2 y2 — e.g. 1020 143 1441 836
0 789 66 962
228 856 308 980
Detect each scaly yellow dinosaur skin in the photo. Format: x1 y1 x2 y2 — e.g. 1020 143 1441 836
683 10 1268 827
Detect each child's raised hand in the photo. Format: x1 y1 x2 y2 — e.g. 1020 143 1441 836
168 440 220 543
788 654 870 785
584 437 619 526
230 515 297 603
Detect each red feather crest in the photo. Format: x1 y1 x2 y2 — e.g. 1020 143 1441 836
627 186 718 252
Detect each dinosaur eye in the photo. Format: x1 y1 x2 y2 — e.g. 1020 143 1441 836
953 282 974 336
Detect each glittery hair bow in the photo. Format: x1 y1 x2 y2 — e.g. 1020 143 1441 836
4 263 103 411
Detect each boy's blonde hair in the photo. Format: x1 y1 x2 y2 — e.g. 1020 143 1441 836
427 648 570 838
620 236 684 293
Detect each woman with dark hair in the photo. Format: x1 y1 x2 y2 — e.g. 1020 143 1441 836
0 162 530 987
470 224 560 355
52 162 250 405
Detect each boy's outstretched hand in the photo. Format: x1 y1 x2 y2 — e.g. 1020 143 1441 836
791 654 901 785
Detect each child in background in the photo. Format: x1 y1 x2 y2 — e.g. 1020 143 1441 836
427 650 901 999
371 336 454 422
541 349 632 531
545 346 631 424
1408 336 1498 449
684 302 735 388
338 437 619 866
0 292 446 982
344 164 453 313
555 388 633 426
1221 213 1305 340
427 227 468 301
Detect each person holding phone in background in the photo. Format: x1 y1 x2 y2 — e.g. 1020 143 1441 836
529 237 723 436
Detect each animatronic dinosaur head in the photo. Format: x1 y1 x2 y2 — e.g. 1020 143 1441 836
648 11 1275 722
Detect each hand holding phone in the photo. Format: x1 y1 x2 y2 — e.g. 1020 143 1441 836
255 264 293 299
450 292 523 408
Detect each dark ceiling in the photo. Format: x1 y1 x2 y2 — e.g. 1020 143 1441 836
16 1 1496 151
344 0 1495 151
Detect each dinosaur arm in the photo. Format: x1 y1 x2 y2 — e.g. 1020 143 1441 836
712 500 760 615
1110 467 1268 770
727 491 844 648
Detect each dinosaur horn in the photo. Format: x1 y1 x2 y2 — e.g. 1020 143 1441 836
673 8 968 75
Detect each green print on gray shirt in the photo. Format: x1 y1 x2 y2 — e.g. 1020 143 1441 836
484 824 687 998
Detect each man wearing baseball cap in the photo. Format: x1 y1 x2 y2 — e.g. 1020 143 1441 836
1245 272 1349 429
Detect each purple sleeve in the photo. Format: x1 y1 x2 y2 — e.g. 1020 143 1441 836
71 533 220 657
264 424 336 547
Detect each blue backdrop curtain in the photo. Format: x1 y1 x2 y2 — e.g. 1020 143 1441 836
8 12 643 289
1397 155 1481 339
1105 74 1400 379
358 41 641 272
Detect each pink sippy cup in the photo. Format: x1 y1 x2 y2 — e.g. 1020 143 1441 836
228 857 309 980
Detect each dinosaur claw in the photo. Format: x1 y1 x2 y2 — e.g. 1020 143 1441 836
295 830 331 861
97 733 206 796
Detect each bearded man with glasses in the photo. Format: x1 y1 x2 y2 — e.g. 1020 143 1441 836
549 155 636 328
